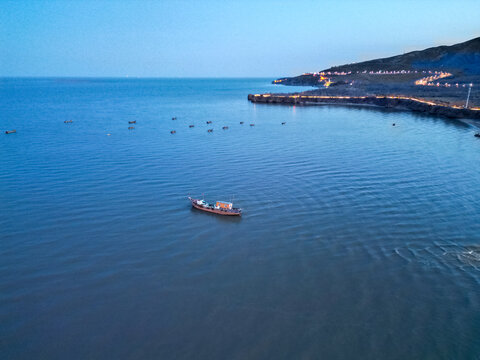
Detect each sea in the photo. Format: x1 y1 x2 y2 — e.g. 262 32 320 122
1 78 480 359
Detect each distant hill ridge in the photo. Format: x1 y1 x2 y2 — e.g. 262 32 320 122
328 37 480 75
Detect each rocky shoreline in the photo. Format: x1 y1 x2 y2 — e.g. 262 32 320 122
248 94 480 120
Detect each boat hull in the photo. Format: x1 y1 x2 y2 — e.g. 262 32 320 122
189 197 242 216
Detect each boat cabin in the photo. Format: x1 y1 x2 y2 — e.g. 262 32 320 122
215 201 232 210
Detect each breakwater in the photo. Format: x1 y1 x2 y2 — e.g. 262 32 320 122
248 94 480 120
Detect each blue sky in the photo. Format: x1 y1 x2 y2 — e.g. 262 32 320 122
1 0 479 77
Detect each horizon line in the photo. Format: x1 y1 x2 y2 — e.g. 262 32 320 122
0 75 282 80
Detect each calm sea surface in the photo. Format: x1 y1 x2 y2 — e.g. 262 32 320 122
1 78 480 359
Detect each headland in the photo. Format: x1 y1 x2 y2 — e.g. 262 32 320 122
249 37 480 121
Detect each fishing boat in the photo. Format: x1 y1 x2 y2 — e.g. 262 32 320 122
188 197 242 216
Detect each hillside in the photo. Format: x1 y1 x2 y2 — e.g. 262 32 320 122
277 37 480 86
329 37 480 74
272 37 480 107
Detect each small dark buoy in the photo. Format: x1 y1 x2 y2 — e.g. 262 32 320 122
5 130 16 134
475 133 480 138
171 130 176 134
189 125 195 128
240 121 244 124
392 123 396 126
206 121 212 124
281 122 286 125
172 117 177 120
128 126 135 130
129 121 136 124
207 129 213 133
250 124 255 126
222 126 229 130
